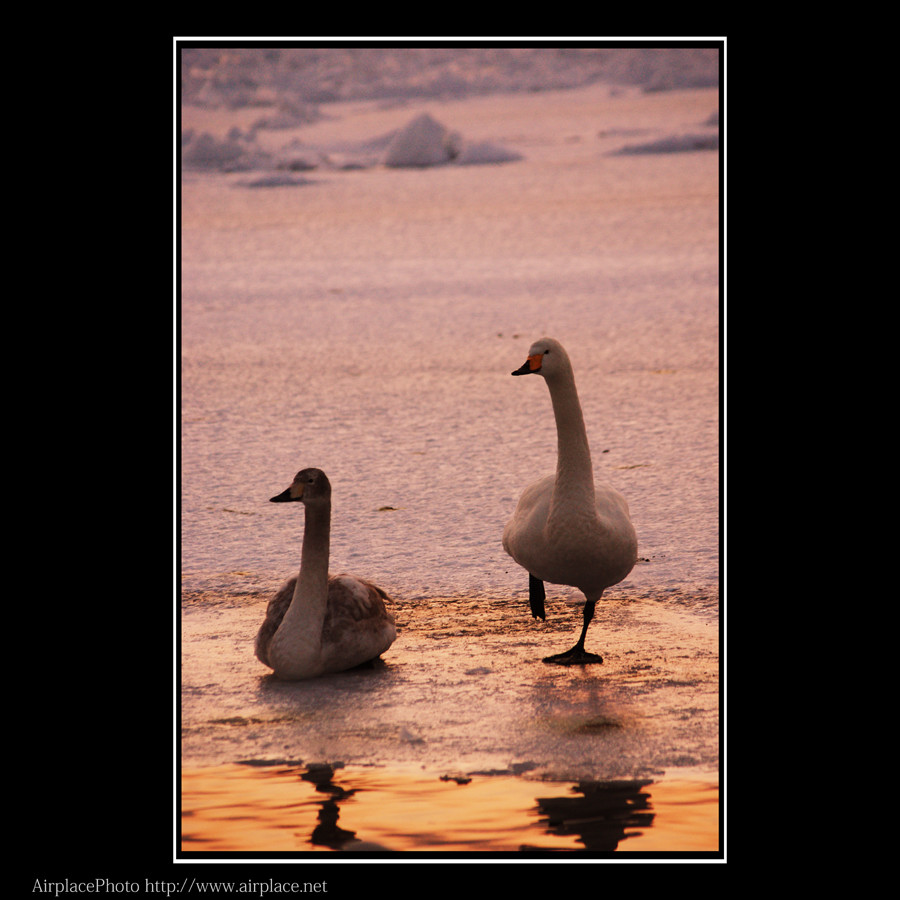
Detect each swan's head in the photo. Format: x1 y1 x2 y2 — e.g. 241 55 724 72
511 337 570 379
270 467 332 505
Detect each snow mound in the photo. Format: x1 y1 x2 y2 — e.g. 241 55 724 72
182 130 272 171
382 113 460 167
183 131 245 168
613 132 718 155
456 140 523 166
382 113 521 168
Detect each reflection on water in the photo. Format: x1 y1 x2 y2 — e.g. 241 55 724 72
530 780 654 852
302 764 361 849
181 763 719 856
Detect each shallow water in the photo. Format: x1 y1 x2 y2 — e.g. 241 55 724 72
181 763 719 855
180 77 721 857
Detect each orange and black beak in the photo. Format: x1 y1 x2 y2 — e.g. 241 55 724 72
511 353 543 376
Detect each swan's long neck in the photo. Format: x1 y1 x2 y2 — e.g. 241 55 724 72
546 368 596 519
293 501 330 614
274 501 331 663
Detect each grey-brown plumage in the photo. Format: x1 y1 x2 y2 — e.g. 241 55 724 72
255 573 395 669
255 468 397 680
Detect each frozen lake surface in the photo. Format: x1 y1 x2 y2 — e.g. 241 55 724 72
179 49 720 853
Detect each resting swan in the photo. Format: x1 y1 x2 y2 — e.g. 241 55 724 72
255 467 397 680
502 338 638 665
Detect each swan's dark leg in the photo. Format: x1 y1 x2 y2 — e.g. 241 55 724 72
543 599 604 665
529 574 546 620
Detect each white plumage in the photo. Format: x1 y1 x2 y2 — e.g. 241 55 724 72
503 338 637 664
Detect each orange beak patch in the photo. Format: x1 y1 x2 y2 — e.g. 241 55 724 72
511 352 545 377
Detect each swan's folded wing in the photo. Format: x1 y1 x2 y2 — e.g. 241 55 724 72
254 577 297 666
320 575 397 670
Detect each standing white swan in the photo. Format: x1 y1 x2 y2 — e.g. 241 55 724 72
255 468 397 680
502 338 637 665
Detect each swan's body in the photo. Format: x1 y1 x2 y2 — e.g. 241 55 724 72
502 338 637 665
255 468 397 680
